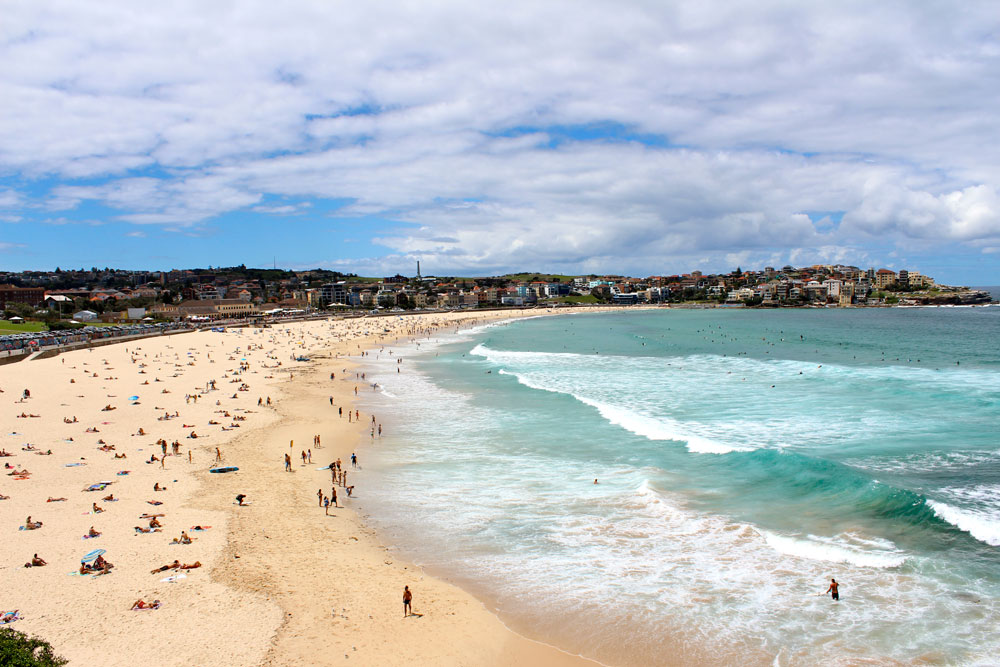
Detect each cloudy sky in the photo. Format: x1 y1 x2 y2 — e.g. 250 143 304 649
2 1 999 283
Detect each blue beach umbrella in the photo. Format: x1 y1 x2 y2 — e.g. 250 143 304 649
81 549 105 563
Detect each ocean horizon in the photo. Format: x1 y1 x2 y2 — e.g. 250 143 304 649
359 307 1000 666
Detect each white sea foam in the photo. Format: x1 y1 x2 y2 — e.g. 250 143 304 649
498 368 744 453
359 316 1000 665
763 532 907 568
928 500 1000 547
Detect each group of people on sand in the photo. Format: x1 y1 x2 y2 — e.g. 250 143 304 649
4 320 458 630
80 554 113 575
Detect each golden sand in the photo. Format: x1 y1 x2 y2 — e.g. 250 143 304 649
1 311 602 666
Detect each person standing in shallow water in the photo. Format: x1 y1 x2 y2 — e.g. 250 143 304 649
403 585 413 617
826 578 839 601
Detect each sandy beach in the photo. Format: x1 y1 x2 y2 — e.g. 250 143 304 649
1 310 603 666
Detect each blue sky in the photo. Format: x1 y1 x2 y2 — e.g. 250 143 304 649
2 1 999 284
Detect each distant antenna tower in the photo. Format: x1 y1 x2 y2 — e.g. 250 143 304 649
417 261 421 280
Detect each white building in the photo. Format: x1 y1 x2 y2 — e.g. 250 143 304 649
822 279 842 298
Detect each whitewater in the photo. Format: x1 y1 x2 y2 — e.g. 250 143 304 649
358 307 1000 666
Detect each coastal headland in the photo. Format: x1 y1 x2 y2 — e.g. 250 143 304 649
1 309 620 666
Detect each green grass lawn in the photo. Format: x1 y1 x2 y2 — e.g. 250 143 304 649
0 320 47 332
0 319 121 332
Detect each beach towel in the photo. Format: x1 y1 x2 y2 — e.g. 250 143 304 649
1 610 21 624
160 573 187 583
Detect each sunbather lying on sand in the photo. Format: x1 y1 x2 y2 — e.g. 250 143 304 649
101 405 116 411
151 559 181 573
47 497 67 502
102 493 115 501
135 526 161 534
131 599 161 610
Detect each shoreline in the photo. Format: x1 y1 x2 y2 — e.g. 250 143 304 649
2 308 612 666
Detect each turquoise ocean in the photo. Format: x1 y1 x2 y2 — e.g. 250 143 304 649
358 306 1000 666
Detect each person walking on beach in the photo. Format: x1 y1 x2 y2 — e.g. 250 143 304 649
351 452 357 469
331 487 338 508
403 586 413 617
284 453 292 472
317 488 323 506
825 578 839 601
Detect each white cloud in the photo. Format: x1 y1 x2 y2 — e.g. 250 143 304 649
1 0 999 273
843 182 1000 242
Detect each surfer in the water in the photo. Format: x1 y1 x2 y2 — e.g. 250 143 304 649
826 578 839 601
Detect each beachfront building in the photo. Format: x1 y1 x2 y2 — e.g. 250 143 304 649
804 281 827 301
838 282 856 307
875 269 897 289
727 287 756 302
0 285 46 309
500 294 525 306
822 279 842 299
318 282 349 307
176 299 257 319
196 285 225 300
